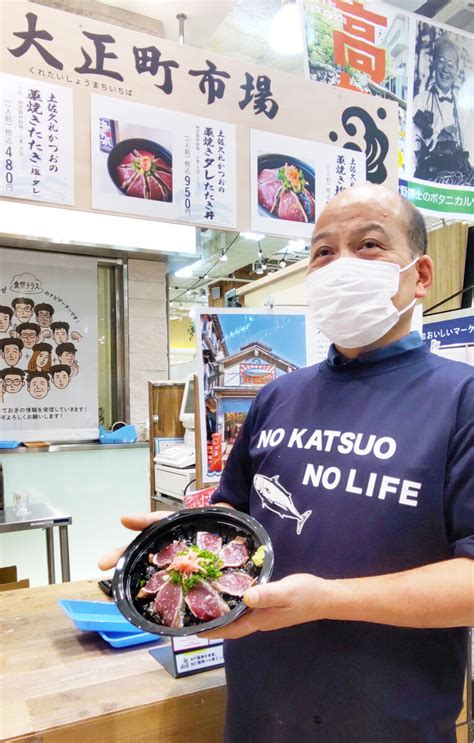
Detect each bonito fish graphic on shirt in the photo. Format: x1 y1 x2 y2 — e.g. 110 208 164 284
253 474 312 535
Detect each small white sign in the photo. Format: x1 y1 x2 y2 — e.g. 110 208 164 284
175 643 224 674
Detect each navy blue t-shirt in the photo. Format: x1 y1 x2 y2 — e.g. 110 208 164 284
211 333 474 743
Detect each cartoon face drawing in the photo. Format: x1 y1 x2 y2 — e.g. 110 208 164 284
59 350 75 366
53 328 68 344
2 372 25 394
28 375 49 399
51 365 71 389
0 308 12 333
36 351 49 368
18 325 40 349
1 341 22 367
12 299 34 323
35 305 54 328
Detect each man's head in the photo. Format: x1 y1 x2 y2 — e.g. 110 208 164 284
0 366 25 394
11 297 34 323
0 337 23 367
27 371 50 400
50 363 71 389
16 322 41 349
56 342 77 367
34 302 54 328
0 305 13 333
50 321 70 345
433 37 459 94
308 184 433 352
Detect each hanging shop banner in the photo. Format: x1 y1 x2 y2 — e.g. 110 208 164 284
0 248 98 441
197 309 317 484
302 0 474 218
91 94 236 228
1 72 74 204
0 0 399 234
250 129 365 238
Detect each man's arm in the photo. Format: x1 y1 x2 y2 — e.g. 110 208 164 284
202 557 474 640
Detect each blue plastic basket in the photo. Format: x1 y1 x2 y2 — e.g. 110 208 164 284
97 629 161 648
59 599 144 634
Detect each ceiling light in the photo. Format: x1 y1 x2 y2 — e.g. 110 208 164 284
269 0 304 55
279 259 287 269
204 273 209 279
254 261 265 275
219 249 228 262
174 265 193 278
240 232 265 241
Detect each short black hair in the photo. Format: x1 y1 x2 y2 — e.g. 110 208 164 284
16 322 41 334
12 297 34 308
56 342 77 355
32 342 52 353
50 364 71 377
50 321 70 333
27 371 50 383
400 197 427 257
0 337 23 352
0 305 13 319
35 303 54 315
0 367 25 380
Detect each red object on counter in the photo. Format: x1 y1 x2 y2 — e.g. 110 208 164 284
184 486 216 509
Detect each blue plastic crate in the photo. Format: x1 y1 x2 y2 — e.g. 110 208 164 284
97 629 162 648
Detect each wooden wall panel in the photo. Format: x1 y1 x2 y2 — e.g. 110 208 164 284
426 224 469 313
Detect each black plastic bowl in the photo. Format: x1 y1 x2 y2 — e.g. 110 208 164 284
257 153 315 219
107 137 173 197
113 507 274 637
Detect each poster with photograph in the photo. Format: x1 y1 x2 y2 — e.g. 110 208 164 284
0 73 74 205
0 248 98 441
197 309 317 483
404 22 474 217
250 129 365 238
90 95 237 229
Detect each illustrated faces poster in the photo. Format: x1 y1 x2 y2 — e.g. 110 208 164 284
0 73 74 205
196 308 317 483
0 248 98 441
251 128 365 239
91 94 237 229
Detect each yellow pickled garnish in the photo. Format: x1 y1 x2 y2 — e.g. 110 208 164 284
251 545 266 567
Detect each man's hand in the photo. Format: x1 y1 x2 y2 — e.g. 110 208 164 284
98 511 173 570
202 574 330 640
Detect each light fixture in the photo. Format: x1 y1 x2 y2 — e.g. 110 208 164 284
254 261 265 275
279 258 287 269
239 232 265 241
174 264 193 278
269 0 304 55
219 249 228 262
204 273 210 279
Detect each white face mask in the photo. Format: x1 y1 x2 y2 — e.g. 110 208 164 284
305 256 418 349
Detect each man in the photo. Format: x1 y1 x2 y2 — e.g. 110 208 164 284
34 302 54 328
413 36 471 182
11 297 34 324
15 322 41 350
0 338 23 368
26 371 50 400
0 305 13 335
50 321 70 345
49 363 71 390
56 342 79 376
0 367 25 400
100 185 473 743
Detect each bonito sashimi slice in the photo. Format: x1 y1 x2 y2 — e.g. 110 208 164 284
185 579 230 621
149 540 186 568
196 531 222 554
154 581 185 628
219 536 249 568
212 571 255 596
136 569 169 599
